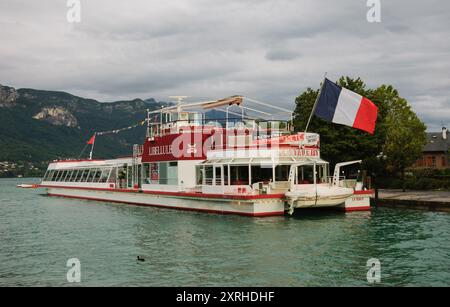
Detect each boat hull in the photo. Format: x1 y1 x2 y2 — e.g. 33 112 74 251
45 187 286 217
338 190 373 212
288 194 352 208
41 186 372 217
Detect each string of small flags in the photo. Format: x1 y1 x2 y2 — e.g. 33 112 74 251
95 120 146 136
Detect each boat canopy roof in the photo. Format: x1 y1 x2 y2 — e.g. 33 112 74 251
200 157 329 166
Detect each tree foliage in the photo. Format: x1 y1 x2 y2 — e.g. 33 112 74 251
293 76 426 176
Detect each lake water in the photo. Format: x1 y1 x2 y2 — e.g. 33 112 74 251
1 178 449 286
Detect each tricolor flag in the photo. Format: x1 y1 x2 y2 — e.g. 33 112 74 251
314 78 378 134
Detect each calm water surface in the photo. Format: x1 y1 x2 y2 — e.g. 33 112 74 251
1 178 449 286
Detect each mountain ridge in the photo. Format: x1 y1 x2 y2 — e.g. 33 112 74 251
0 83 168 165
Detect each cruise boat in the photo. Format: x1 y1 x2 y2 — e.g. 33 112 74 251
37 96 373 217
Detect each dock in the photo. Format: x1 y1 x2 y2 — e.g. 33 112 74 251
373 189 450 212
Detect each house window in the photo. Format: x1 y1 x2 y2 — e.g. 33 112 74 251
432 156 436 167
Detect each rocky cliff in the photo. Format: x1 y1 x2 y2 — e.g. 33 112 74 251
0 84 18 108
33 106 79 127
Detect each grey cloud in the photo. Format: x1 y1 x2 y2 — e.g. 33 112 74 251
0 0 449 131
266 50 301 61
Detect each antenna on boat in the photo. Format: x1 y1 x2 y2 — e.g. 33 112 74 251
169 96 188 103
169 96 188 111
146 109 150 138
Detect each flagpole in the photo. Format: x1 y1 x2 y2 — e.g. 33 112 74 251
304 73 327 133
89 132 96 160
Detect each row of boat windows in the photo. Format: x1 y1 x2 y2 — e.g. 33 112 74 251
44 168 113 183
43 162 180 186
201 164 327 186
43 162 328 186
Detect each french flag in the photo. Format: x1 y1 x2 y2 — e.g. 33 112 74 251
314 78 378 134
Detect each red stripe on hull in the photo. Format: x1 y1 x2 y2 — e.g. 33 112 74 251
343 206 371 212
353 190 374 195
47 193 285 217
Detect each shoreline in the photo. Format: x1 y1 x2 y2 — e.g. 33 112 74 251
372 189 450 212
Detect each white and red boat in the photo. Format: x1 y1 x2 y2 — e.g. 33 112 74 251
37 96 373 217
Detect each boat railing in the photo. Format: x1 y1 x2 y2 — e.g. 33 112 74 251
326 176 345 185
154 118 291 137
326 176 359 188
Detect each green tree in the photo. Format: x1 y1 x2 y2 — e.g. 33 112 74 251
382 95 427 190
293 76 426 182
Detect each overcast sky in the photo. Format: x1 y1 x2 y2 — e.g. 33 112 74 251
1 0 449 130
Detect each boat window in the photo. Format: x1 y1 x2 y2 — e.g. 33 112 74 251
204 166 213 185
98 169 109 183
68 170 77 182
143 163 150 184
45 170 54 181
297 165 314 184
83 169 90 182
55 171 61 181
127 166 133 188
251 165 273 184
196 166 203 185
86 169 96 182
45 171 51 181
65 170 74 182
93 169 102 182
71 170 78 181
117 165 127 188
64 170 71 181
76 169 84 182
80 169 89 182
42 170 49 181
55 171 62 181
108 168 116 183
63 170 70 182
223 165 229 186
215 166 222 186
150 163 159 184
136 164 142 188
159 162 168 184
317 165 327 183
275 165 290 182
167 162 178 185
58 171 67 182
230 165 249 185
